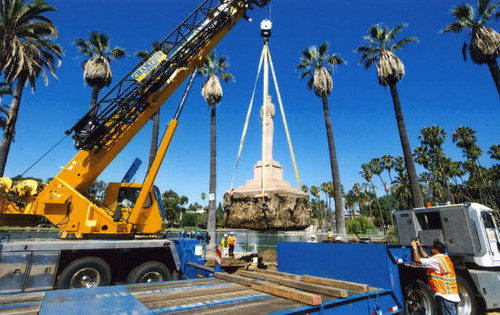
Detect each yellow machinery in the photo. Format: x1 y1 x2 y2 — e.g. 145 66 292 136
0 0 269 237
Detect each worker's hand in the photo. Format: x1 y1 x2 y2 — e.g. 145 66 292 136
410 240 417 248
416 240 421 247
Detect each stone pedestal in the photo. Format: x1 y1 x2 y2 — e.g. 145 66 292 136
223 160 310 231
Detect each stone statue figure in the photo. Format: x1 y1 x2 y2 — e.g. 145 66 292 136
260 95 275 162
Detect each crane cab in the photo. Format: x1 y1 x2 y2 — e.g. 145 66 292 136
103 183 167 234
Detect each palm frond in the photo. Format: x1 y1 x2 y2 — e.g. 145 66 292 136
482 0 499 20
318 42 329 59
387 23 407 42
451 4 475 22
441 20 468 34
462 42 469 61
390 36 418 51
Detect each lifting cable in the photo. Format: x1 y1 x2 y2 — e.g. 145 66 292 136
229 27 302 197
267 48 301 189
229 46 266 192
21 134 69 177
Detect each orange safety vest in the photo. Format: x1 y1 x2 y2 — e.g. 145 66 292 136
426 254 458 295
228 235 236 245
220 238 229 249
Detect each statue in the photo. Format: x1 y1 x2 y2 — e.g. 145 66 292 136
260 95 275 162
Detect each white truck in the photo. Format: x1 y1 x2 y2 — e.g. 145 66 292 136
394 202 500 314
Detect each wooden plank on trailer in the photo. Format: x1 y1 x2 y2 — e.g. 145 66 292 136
237 271 281 283
137 283 247 306
251 281 322 306
0 305 40 315
126 277 223 293
144 288 264 311
277 278 348 298
301 275 370 293
256 269 302 281
214 272 255 286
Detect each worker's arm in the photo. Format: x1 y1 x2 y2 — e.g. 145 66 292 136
416 240 429 258
410 240 422 263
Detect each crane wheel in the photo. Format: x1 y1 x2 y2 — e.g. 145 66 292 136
57 257 111 289
127 261 172 284
404 279 436 315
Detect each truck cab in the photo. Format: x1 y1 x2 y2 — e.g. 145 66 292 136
394 202 500 313
395 202 500 268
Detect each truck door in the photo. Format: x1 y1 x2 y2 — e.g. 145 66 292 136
440 207 481 255
481 211 500 264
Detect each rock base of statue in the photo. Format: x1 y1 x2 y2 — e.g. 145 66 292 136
223 160 310 231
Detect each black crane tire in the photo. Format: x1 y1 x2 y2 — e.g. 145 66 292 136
127 261 171 284
404 279 437 315
57 256 111 289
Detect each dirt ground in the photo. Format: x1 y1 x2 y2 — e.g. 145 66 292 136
205 248 278 272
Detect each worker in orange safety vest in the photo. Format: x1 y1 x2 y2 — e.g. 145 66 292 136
220 234 229 258
228 232 236 258
411 239 460 315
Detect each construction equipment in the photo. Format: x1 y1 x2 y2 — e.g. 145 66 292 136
0 0 268 236
0 0 269 292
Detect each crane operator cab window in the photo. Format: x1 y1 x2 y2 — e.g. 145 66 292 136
114 187 152 222
117 187 152 208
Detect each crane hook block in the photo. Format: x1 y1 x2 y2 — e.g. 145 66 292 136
260 19 272 38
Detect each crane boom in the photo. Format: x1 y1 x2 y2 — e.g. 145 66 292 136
0 0 269 236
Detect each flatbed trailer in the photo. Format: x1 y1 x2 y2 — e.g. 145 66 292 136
1 242 409 314
0 233 211 294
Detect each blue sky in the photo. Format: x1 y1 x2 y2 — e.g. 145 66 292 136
3 0 499 207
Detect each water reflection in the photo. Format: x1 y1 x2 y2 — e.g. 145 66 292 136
215 230 342 253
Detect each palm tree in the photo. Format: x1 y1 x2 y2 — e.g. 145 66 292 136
297 42 346 237
201 192 206 208
321 181 334 210
418 126 453 203
370 157 393 227
197 51 233 249
441 0 500 97
361 163 385 233
0 84 12 130
135 41 171 169
452 126 495 205
355 24 423 209
301 184 309 193
0 0 62 176
310 185 322 228
73 31 126 115
489 144 500 160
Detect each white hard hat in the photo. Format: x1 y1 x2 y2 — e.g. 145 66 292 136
310 234 316 239
224 234 228 237
335 236 343 241
230 231 234 234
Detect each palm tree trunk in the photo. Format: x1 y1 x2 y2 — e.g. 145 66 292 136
207 105 217 249
89 85 100 117
0 76 26 176
487 59 500 99
148 111 160 169
389 84 424 208
370 182 385 234
321 96 346 236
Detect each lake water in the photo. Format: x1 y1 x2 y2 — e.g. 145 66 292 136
0 228 368 253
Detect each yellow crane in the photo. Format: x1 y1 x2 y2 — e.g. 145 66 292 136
0 0 269 237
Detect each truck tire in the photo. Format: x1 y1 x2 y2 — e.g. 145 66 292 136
57 257 111 289
127 261 172 284
404 280 436 315
457 275 476 315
